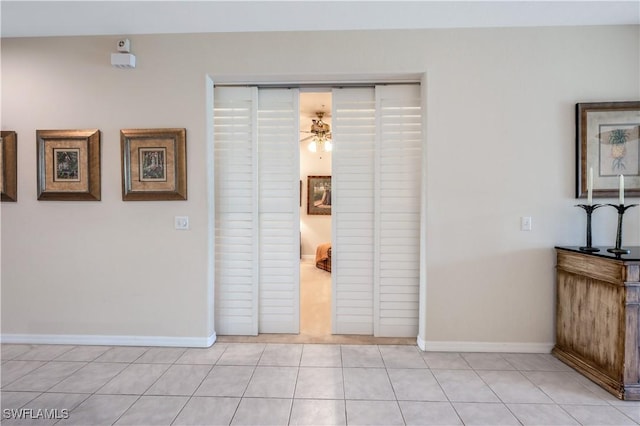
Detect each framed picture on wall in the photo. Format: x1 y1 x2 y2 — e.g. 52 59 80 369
576 101 640 199
120 128 187 201
36 129 101 201
1 131 17 202
307 175 331 215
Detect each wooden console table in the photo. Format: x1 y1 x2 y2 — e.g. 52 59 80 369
554 246 640 400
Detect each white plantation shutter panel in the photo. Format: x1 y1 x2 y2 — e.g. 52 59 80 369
375 84 422 337
213 84 421 338
213 86 259 335
332 87 376 335
257 88 300 333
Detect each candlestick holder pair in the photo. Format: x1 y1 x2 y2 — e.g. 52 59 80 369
575 203 638 254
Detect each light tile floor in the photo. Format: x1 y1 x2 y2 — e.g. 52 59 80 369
1 343 639 425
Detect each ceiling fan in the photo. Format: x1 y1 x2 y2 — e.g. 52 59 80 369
300 111 332 152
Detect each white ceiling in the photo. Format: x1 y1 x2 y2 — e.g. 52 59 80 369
1 1 639 38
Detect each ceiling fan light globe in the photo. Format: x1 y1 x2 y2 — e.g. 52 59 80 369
325 140 333 152
308 140 317 152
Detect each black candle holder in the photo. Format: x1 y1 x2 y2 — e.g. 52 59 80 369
575 204 604 252
606 203 638 255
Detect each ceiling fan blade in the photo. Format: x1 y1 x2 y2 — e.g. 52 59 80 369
299 135 314 142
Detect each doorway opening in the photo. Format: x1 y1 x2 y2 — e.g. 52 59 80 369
211 80 425 345
299 90 333 339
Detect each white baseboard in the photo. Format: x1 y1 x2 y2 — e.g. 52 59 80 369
416 336 553 353
1 332 552 353
0 332 217 348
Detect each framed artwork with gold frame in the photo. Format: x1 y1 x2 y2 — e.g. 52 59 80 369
307 175 331 215
37 129 101 201
576 101 640 199
120 128 187 201
1 131 18 202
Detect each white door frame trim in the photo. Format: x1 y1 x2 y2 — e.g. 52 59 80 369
206 72 428 347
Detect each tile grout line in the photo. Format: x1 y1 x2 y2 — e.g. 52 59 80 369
469 354 532 426
340 344 349 425
109 347 192 426
471 356 628 426
428 358 464 425
378 344 408 425
15 346 111 424
61 347 167 425
225 343 267 425
516 368 576 424
68 346 151 425
19 346 131 424
285 344 304 425
2 344 81 391
608 403 640 425
169 344 232 425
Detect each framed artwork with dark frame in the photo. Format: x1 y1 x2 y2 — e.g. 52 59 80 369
307 175 331 215
37 129 101 201
577 101 640 199
120 128 187 201
1 131 18 202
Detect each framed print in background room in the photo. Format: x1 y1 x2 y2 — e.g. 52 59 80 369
1 130 17 202
120 128 187 201
576 101 640 199
307 175 331 215
36 129 101 201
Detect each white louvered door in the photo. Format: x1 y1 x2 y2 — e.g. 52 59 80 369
375 84 422 337
213 84 421 338
257 88 300 333
332 87 376 335
213 86 300 335
213 86 259 335
332 84 422 337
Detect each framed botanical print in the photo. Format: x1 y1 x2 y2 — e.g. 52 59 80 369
576 101 640 198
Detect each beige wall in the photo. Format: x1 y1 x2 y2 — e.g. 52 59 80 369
2 26 639 347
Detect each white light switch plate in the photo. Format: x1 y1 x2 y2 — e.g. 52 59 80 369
175 216 189 230
521 216 532 231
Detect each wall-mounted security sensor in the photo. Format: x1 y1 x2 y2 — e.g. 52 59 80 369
111 53 136 69
117 39 131 53
111 38 135 68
